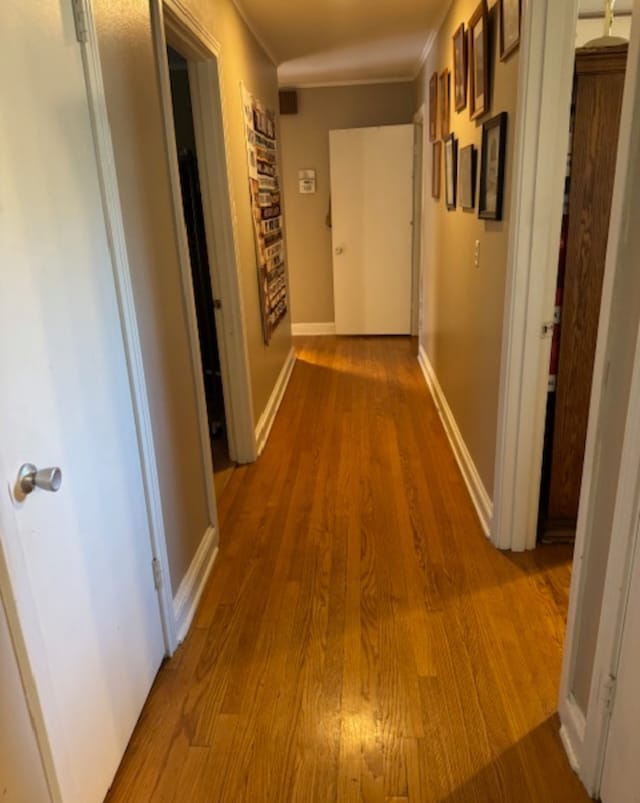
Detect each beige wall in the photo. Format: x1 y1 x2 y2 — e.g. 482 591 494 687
280 83 416 324
94 0 291 592
0 597 50 803
415 0 519 497
576 15 632 47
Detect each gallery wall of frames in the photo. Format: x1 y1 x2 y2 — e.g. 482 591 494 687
416 0 521 500
429 0 519 220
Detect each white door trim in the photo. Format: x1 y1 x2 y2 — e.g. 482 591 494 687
491 0 579 551
559 10 640 794
151 0 257 469
0 509 60 803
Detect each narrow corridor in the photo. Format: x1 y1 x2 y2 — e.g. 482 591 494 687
107 337 589 802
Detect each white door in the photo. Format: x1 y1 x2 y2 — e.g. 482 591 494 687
0 4 166 803
600 530 640 803
330 125 414 335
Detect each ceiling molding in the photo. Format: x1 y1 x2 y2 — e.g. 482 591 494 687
278 75 417 90
412 0 455 80
413 31 436 79
578 10 632 17
230 0 279 66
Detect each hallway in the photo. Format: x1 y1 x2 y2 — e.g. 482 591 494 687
107 337 589 802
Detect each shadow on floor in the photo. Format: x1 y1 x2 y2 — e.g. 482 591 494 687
438 715 591 803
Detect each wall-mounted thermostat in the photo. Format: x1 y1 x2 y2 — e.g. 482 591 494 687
298 169 316 194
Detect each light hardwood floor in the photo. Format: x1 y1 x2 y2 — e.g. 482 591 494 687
107 336 590 802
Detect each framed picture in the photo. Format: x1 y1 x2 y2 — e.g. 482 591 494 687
432 141 442 199
469 1 489 120
452 23 468 112
500 0 521 60
444 134 458 211
429 72 438 142
439 69 451 138
459 145 477 210
479 112 508 220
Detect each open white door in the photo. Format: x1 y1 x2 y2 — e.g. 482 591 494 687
0 3 166 802
329 125 414 335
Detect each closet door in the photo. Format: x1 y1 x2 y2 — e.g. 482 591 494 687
547 46 627 527
329 125 414 335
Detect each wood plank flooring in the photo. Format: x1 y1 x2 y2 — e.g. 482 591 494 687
106 336 590 802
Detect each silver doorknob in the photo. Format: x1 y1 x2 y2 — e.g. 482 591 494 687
18 464 62 495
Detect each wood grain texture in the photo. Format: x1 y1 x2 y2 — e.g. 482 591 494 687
106 336 589 802
547 45 627 525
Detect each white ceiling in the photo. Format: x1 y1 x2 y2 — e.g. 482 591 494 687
232 0 634 88
232 0 450 87
578 0 632 15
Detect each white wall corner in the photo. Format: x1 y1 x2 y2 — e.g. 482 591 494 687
173 526 219 643
255 346 296 456
418 346 493 536
291 322 337 336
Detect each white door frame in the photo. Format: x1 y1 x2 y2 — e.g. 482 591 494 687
411 105 426 338
491 0 580 551
0 1 178 798
151 0 257 480
559 8 640 794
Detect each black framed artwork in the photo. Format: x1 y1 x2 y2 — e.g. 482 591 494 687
479 112 507 220
459 145 477 210
444 134 458 211
453 23 467 112
469 1 490 120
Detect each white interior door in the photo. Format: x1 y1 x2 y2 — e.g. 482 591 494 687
330 125 414 335
0 4 165 802
600 530 640 803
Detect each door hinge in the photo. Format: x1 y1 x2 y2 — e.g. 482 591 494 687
71 0 89 44
602 674 617 714
151 557 163 591
541 321 555 338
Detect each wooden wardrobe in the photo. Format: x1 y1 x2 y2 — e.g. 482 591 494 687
541 44 628 541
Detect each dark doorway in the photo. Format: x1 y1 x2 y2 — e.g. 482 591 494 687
166 46 234 497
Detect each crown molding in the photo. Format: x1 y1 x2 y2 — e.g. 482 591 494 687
278 75 416 89
230 0 279 66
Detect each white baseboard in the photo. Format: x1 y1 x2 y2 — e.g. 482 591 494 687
559 723 581 775
291 322 336 336
255 346 296 456
173 525 218 644
418 345 493 536
558 693 586 779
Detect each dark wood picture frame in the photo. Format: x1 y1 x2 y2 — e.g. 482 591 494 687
432 141 442 199
429 72 438 142
453 23 468 112
500 0 521 60
440 68 451 138
444 134 458 211
469 1 490 120
459 144 477 210
479 112 507 220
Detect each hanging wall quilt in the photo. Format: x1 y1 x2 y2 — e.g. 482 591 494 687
241 85 288 344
